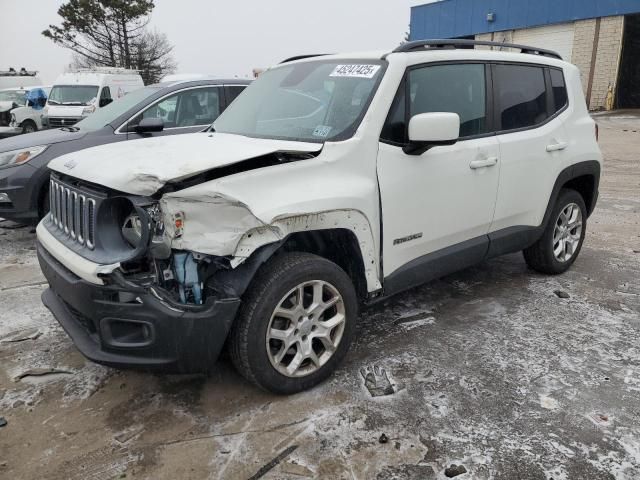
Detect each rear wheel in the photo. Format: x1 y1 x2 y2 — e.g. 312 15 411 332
229 252 357 394
523 189 587 274
21 120 37 134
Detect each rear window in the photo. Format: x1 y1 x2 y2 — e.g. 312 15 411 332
495 64 548 131
550 68 568 113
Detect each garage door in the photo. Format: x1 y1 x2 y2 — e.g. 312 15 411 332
514 23 575 62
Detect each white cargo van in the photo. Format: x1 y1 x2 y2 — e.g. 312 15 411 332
43 68 143 128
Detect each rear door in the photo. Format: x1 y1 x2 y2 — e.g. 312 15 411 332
377 62 501 287
224 85 247 106
490 64 570 233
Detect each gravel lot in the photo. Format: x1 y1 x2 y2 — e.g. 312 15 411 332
0 114 639 479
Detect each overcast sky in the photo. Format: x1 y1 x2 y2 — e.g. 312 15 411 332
1 0 429 84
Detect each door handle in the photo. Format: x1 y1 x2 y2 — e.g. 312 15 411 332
546 141 568 152
469 157 498 169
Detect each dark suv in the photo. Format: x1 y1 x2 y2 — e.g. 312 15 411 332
0 78 249 223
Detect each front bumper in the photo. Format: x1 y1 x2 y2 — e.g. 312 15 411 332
37 241 241 372
0 126 21 138
0 162 41 222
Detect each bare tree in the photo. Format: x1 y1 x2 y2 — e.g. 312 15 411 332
43 0 175 83
131 30 177 84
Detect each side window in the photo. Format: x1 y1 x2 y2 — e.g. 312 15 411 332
409 64 487 138
100 87 112 101
130 87 222 129
495 65 548 131
226 85 245 105
550 68 568 113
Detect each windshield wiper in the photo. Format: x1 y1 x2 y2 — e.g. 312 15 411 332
48 100 60 105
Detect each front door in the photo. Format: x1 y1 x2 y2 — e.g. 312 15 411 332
126 86 223 138
377 62 500 290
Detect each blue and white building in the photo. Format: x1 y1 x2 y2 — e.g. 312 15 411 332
410 0 640 110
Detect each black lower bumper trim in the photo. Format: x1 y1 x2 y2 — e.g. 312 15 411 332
37 242 241 373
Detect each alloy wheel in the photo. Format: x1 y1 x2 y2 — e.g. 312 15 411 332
553 202 583 262
266 280 346 378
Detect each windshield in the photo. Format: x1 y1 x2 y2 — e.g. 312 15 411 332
0 90 27 104
75 87 160 131
214 60 385 142
48 85 99 106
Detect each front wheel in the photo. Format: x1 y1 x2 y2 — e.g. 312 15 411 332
523 188 587 274
21 120 37 134
229 252 357 394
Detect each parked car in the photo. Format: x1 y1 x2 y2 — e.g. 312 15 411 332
36 41 601 394
0 87 51 136
0 87 31 133
0 78 249 223
42 68 144 129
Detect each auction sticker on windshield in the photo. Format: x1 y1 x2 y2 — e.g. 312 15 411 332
330 64 381 79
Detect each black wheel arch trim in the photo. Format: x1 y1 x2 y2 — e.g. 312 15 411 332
544 160 600 220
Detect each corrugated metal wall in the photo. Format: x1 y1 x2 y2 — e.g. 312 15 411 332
410 0 640 39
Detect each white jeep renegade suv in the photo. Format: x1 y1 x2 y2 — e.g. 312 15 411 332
36 40 602 394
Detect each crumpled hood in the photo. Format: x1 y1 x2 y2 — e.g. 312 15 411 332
49 132 323 196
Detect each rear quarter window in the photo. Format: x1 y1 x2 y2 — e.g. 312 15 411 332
550 68 568 113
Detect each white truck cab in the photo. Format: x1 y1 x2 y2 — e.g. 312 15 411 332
36 41 602 394
43 68 144 129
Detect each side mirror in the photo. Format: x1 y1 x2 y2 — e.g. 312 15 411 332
135 117 164 133
404 112 460 155
99 97 113 108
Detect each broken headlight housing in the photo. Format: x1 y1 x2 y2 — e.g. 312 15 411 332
121 202 169 258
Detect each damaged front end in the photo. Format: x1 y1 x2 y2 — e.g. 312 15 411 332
44 171 254 308
37 173 267 371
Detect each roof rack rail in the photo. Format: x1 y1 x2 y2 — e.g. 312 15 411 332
280 54 330 64
391 39 562 60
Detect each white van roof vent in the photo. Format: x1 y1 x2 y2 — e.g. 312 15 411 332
72 67 140 75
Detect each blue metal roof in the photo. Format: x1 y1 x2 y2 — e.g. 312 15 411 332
410 0 640 40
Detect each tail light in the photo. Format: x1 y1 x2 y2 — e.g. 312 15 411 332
595 123 599 142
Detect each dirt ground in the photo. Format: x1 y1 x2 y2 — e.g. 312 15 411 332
0 114 639 480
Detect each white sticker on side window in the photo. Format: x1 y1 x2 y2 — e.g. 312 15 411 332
329 64 381 79
313 125 332 137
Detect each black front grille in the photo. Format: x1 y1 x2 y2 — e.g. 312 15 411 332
48 117 81 128
49 177 98 250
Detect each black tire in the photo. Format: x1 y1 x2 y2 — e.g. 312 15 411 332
523 188 587 275
21 120 37 134
229 252 358 394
